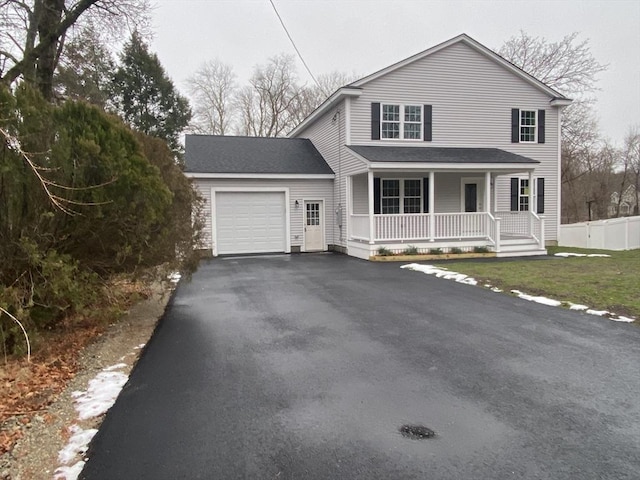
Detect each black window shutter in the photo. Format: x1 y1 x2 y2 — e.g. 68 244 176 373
510 177 519 211
423 178 430 213
423 105 432 142
373 177 381 214
537 178 545 213
537 109 545 144
371 103 380 140
511 108 519 143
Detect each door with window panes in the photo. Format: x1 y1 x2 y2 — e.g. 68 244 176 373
304 201 323 251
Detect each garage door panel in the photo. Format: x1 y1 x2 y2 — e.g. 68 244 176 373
216 192 286 254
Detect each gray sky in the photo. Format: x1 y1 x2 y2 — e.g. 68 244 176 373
150 0 639 145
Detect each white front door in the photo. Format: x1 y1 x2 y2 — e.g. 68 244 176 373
304 201 323 251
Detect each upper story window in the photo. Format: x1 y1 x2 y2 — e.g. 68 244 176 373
381 104 422 140
520 110 537 143
511 108 545 144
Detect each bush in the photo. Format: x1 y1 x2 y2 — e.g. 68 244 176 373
377 246 393 256
429 248 443 255
404 245 419 255
450 247 463 254
473 246 490 253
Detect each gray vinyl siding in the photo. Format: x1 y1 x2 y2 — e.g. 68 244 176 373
348 41 560 241
293 99 368 246
193 178 334 250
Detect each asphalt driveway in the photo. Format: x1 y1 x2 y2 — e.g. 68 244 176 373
81 253 640 479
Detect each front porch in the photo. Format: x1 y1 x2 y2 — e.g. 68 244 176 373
345 169 546 260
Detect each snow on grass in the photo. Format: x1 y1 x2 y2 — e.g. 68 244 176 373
400 263 478 285
554 252 611 258
401 263 635 324
55 362 131 479
510 290 563 307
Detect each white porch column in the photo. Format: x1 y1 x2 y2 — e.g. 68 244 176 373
528 170 535 235
347 175 353 239
484 171 491 213
429 171 435 241
368 170 375 244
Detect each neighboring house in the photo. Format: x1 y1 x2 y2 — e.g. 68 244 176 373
609 185 638 217
185 34 571 259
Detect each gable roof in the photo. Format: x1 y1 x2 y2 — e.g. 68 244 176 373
289 33 570 138
349 33 567 99
184 135 334 175
347 146 539 165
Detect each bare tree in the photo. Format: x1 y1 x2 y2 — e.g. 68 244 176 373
290 71 358 125
623 127 640 215
236 54 300 137
0 0 150 99
500 31 609 222
186 59 237 135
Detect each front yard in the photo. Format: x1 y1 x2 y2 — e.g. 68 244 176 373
446 247 640 320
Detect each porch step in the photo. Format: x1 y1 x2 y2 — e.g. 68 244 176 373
497 238 546 257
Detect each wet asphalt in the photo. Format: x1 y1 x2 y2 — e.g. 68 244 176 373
81 253 640 479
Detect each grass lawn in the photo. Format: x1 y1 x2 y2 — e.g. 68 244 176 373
446 246 640 321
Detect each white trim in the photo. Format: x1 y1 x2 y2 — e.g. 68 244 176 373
380 178 424 214
301 199 327 252
460 177 485 212
371 162 537 172
186 172 334 180
550 98 572 107
210 187 291 256
288 87 362 137
345 96 352 145
350 34 566 100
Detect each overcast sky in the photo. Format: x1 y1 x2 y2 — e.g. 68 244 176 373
150 0 639 145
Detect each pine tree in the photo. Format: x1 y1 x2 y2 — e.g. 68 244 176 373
111 32 191 154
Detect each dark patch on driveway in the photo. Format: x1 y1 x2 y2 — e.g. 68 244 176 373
81 254 640 479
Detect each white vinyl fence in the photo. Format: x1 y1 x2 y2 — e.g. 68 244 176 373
559 216 640 250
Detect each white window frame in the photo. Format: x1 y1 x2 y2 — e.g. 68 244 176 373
381 104 423 140
380 178 423 214
519 110 537 143
516 177 541 212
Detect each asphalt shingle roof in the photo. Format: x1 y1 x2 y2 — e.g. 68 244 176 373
184 135 334 174
347 146 539 164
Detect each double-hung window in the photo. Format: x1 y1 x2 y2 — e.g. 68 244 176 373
381 179 422 214
519 179 530 211
520 110 537 142
381 104 422 140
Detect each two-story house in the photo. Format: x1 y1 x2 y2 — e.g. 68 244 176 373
185 34 571 259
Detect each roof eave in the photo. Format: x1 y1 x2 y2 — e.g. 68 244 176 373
369 162 538 171
287 87 362 137
550 97 573 107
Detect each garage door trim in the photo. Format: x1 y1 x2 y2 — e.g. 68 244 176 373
211 187 291 256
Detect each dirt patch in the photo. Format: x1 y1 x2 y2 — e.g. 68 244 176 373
0 282 172 480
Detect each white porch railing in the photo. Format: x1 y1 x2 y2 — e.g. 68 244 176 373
494 210 544 248
349 211 543 249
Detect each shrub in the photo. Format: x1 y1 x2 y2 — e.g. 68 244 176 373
404 245 419 255
429 248 443 255
473 246 490 253
450 247 463 254
377 246 393 256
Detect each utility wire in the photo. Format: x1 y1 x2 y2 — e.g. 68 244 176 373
268 0 324 93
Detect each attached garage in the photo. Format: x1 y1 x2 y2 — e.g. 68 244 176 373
214 191 288 255
184 135 335 256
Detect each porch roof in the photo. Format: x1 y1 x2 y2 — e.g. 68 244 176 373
347 146 539 165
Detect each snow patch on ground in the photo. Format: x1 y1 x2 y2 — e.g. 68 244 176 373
510 290 563 307
72 369 128 420
554 252 611 258
55 362 131 479
400 263 478 286
168 272 182 283
401 263 635 324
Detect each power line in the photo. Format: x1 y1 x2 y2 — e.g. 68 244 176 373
268 0 323 92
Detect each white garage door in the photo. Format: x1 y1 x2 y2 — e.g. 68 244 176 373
215 192 287 254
